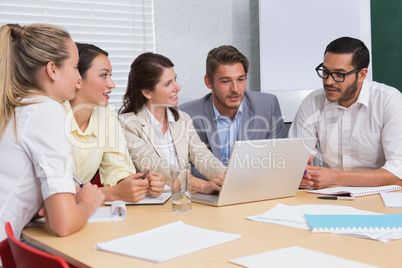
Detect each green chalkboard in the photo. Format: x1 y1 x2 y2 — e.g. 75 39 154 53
371 0 402 92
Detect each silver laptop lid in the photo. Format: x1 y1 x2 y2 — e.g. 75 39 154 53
216 137 316 206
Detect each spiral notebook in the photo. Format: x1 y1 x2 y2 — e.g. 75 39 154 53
305 214 402 233
94 220 241 263
308 185 402 197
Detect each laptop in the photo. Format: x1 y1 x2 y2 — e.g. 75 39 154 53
191 137 317 206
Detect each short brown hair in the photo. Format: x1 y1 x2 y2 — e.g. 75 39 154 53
206 45 249 82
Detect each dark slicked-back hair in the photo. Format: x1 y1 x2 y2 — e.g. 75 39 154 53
325 37 370 70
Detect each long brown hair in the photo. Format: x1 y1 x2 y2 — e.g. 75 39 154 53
119 52 179 120
0 23 71 138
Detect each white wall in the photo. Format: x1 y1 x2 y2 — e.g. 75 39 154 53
153 0 260 105
259 0 372 122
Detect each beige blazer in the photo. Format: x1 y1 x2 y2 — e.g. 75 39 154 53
118 107 226 184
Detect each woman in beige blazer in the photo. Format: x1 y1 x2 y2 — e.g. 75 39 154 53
118 52 226 194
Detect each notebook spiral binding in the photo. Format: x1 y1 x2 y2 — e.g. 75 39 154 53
312 226 402 233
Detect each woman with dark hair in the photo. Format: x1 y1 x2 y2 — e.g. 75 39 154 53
63 44 164 202
0 24 104 241
119 52 226 194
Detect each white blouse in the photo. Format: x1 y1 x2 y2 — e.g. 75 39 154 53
145 107 178 167
0 97 76 240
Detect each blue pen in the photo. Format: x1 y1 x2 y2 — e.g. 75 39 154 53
73 175 83 188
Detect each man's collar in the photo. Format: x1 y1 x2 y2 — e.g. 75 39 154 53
212 99 244 120
355 80 369 108
323 80 369 109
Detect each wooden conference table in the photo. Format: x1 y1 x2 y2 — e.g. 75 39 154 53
22 190 402 268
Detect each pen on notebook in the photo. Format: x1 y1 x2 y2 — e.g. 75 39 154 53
73 175 83 188
317 196 356 200
141 167 151 180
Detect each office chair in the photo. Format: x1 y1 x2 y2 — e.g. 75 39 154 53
0 236 16 268
1 222 70 268
91 170 103 188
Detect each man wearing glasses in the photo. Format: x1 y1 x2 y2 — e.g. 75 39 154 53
289 36 402 189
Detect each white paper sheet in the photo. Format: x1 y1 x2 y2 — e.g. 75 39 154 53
380 192 402 208
105 192 171 206
336 231 402 243
95 220 241 263
88 201 127 222
230 246 378 268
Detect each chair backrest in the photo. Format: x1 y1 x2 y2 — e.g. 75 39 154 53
4 222 70 268
0 237 16 268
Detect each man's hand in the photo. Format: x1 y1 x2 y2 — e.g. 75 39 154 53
307 166 340 189
200 173 225 194
300 154 314 187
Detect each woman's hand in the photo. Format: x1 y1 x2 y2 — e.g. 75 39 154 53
147 171 165 196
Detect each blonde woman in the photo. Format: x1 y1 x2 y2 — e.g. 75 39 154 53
0 24 104 241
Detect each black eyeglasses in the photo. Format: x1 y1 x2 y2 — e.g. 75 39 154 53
315 63 361 82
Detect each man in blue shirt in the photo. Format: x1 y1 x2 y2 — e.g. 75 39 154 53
180 45 285 179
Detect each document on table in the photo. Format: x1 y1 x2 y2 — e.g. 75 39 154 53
105 192 171 205
230 246 378 268
380 192 402 208
308 185 401 197
88 201 127 222
95 220 241 263
304 214 402 233
246 203 381 229
300 209 402 242
246 203 402 242
27 201 127 225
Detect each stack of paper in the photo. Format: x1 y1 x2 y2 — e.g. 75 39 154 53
247 203 381 229
305 214 402 242
247 203 402 242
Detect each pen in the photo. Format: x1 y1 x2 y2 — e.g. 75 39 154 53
141 167 150 180
317 196 356 200
73 175 83 188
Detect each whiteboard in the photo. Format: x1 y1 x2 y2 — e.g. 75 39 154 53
259 0 372 122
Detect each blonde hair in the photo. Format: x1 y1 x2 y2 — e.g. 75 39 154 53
0 23 71 138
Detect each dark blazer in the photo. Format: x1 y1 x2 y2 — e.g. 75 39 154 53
179 90 285 179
